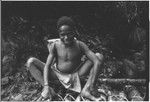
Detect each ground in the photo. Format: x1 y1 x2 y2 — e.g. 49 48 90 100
1 63 146 101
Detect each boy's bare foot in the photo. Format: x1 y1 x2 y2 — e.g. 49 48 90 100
81 87 102 101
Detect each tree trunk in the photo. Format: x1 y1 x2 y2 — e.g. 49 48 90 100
98 78 146 85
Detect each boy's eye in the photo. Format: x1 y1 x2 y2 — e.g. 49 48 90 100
68 32 74 36
61 33 65 36
61 33 72 36
60 33 66 36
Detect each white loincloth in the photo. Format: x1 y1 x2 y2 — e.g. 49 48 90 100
52 64 81 93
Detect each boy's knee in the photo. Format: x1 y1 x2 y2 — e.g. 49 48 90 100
26 57 36 68
95 53 104 61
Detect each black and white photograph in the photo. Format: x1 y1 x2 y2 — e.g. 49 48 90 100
1 1 149 101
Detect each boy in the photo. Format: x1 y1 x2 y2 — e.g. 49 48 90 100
27 16 103 100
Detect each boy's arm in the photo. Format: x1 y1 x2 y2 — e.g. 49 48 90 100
79 41 100 69
44 42 56 86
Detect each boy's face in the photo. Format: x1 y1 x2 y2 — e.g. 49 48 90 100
58 25 75 45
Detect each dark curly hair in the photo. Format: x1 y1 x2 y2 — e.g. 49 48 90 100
57 16 75 29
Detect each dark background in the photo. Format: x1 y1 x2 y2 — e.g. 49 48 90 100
1 1 149 100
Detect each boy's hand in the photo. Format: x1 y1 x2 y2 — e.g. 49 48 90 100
41 85 51 99
41 86 56 100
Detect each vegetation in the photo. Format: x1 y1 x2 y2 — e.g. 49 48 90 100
1 1 148 101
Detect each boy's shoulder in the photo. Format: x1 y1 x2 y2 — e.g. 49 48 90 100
47 38 60 44
47 38 84 47
47 38 60 51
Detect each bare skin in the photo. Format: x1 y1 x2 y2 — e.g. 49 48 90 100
27 25 103 101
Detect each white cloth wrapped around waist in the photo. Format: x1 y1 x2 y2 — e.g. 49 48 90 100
52 64 81 93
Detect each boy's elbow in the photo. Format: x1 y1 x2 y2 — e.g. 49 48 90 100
95 53 104 62
92 58 100 66
95 60 100 67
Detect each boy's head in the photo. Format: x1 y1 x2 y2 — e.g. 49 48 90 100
57 16 75 30
57 16 76 45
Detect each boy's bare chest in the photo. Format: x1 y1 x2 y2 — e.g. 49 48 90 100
56 44 82 61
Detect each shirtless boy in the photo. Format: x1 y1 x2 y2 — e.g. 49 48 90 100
26 16 103 100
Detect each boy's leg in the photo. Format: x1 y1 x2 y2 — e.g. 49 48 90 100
78 53 103 77
78 53 104 100
26 57 58 87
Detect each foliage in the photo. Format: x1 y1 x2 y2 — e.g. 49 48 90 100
1 1 148 101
